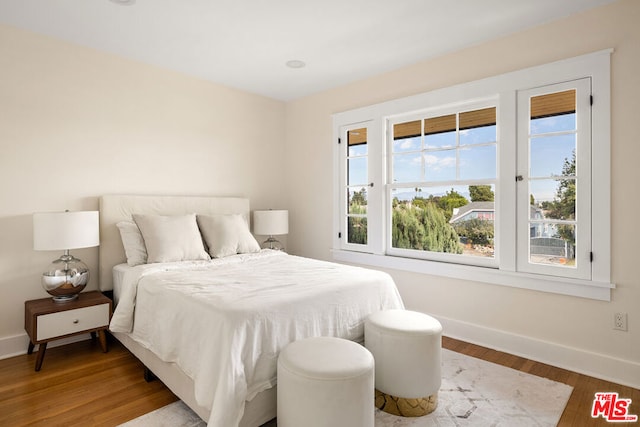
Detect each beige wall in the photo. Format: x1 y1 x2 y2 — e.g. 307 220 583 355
285 0 639 386
0 24 286 347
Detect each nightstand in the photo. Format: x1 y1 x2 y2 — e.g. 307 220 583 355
24 291 112 371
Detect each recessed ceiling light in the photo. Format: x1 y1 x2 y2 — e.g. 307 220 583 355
109 0 136 5
286 60 306 69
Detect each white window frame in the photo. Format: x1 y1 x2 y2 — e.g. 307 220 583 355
338 121 375 252
385 98 499 268
332 49 613 301
516 78 592 280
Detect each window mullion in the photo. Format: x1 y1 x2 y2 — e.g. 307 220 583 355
498 91 518 272
368 119 384 254
455 113 459 181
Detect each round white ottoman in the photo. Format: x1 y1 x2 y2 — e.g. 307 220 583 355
277 336 375 427
365 309 442 417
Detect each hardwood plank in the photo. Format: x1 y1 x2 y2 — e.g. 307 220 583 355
0 335 637 426
0 336 177 427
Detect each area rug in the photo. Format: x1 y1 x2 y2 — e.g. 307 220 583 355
119 349 573 426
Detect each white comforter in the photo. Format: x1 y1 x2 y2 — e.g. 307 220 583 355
109 250 404 427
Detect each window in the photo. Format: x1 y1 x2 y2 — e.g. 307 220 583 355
333 50 613 300
345 126 369 246
388 103 497 267
517 79 591 280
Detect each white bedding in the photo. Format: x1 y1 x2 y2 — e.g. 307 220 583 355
109 250 404 427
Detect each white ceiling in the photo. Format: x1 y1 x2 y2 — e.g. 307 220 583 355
0 0 616 101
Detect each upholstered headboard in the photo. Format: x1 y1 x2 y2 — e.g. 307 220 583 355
98 194 250 291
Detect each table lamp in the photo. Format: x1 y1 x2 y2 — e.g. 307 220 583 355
33 210 100 303
253 210 288 251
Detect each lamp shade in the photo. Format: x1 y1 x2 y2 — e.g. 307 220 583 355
33 211 100 251
253 210 288 236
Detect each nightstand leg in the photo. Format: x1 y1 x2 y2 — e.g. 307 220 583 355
27 341 35 355
98 330 108 353
35 343 47 372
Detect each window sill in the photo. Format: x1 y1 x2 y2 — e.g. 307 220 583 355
332 250 614 301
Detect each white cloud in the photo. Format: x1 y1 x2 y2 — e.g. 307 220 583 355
424 154 456 171
400 140 416 150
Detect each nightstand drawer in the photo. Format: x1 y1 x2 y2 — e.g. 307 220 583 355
36 303 110 341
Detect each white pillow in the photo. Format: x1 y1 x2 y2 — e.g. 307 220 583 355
132 213 210 263
197 214 261 258
116 221 148 266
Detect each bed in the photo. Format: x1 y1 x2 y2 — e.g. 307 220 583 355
98 194 404 427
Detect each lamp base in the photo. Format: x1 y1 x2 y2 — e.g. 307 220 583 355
52 294 80 303
261 236 284 251
42 254 89 303
44 281 87 303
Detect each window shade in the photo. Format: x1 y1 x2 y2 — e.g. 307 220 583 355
531 90 576 119
347 128 367 145
393 107 497 140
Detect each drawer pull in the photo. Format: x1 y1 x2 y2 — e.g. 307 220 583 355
73 319 79 324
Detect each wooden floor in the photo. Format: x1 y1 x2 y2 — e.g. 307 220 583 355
0 335 637 426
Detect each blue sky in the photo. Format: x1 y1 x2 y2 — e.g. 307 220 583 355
348 113 577 205
391 124 497 184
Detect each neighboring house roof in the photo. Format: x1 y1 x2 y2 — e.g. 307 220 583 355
449 202 547 223
449 201 494 223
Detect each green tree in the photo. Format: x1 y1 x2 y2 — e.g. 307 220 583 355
545 151 576 245
420 203 463 253
392 202 462 254
435 189 468 222
347 191 367 244
452 218 494 246
347 217 367 245
547 151 576 221
392 205 425 250
350 188 367 206
469 185 494 202
412 197 427 209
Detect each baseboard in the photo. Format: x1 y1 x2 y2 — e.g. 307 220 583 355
0 332 92 360
439 316 640 390
4 318 637 390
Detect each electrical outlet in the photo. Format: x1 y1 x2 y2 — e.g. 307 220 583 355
614 312 627 331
